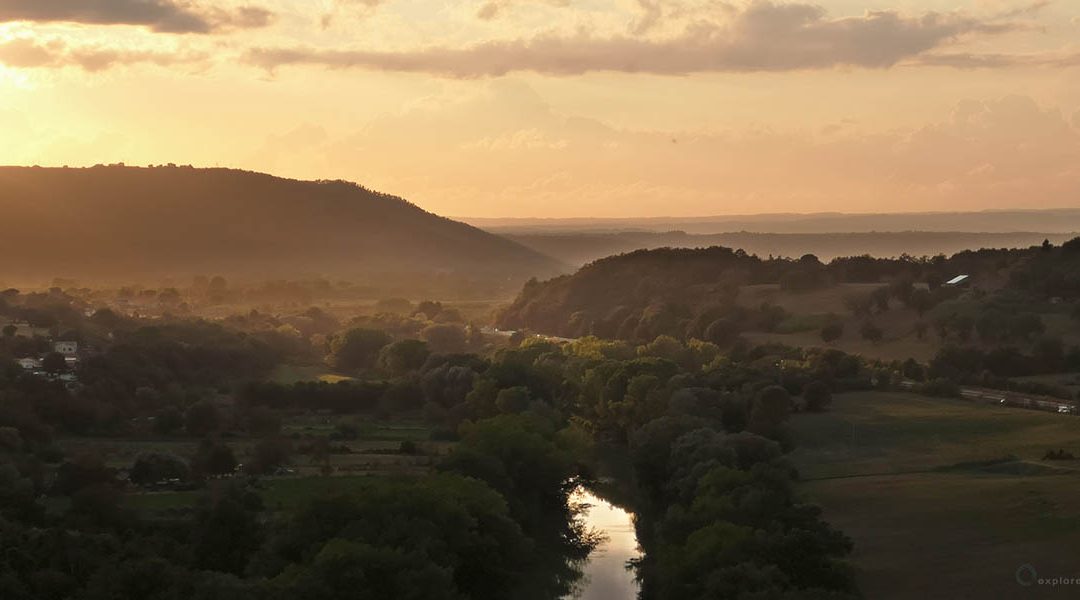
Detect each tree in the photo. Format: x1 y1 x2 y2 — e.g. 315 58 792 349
247 438 292 475
1034 336 1066 372
192 439 237 477
704 318 739 346
749 386 791 434
208 276 228 294
330 328 392 372
906 288 935 316
843 293 873 317
42 352 67 373
901 358 925 381
870 287 890 313
1 324 15 338
154 407 184 435
70 483 127 528
52 453 115 496
192 483 263 574
129 453 189 485
244 406 282 436
495 386 531 414
414 300 444 320
889 278 915 305
820 323 843 343
639 335 685 363
926 273 944 290
953 314 975 342
377 339 430 375
439 415 577 538
508 330 526 347
380 380 425 413
859 321 883 344
802 381 832 412
1011 313 1045 342
374 297 413 315
421 324 467 354
158 288 181 306
185 400 221 437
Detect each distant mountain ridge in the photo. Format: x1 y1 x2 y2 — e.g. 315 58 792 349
0 166 562 294
466 209 1080 235
503 230 1079 266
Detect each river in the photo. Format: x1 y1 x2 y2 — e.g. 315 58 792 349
565 487 641 600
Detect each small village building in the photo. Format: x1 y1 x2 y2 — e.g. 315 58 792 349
54 341 78 355
17 358 41 370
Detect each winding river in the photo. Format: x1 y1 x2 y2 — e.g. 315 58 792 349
565 488 641 600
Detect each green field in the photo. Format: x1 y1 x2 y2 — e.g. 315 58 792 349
270 364 355 384
792 391 1080 599
81 414 447 513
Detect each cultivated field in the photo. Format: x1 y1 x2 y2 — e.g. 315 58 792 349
792 391 1080 599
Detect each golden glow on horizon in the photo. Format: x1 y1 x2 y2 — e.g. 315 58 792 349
0 0 1078 217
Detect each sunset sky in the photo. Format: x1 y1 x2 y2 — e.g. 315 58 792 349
0 0 1078 217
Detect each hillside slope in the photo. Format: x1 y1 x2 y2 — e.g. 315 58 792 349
0 166 562 294
495 242 1080 349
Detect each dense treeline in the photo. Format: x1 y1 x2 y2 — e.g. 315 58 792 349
0 346 593 598
1 295 868 599
504 229 1079 267
0 422 591 600
496 240 1080 344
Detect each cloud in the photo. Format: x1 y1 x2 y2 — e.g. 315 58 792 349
0 37 207 71
245 1 1022 77
629 0 663 35
0 0 273 34
916 51 1080 69
319 0 384 29
461 128 569 150
476 0 570 21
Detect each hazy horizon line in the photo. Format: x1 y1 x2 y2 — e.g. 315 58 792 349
458 207 1080 223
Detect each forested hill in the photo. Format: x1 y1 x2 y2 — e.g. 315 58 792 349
0 166 561 294
495 241 1080 342
503 230 1079 266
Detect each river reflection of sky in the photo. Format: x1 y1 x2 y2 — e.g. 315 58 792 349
566 489 641 600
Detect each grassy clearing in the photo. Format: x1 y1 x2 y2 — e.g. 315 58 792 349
792 391 1080 599
270 364 355 384
281 415 433 441
736 283 940 362
65 416 447 512
790 391 1080 479
738 283 883 314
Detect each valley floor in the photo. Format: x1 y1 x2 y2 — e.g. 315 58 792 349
792 392 1080 599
